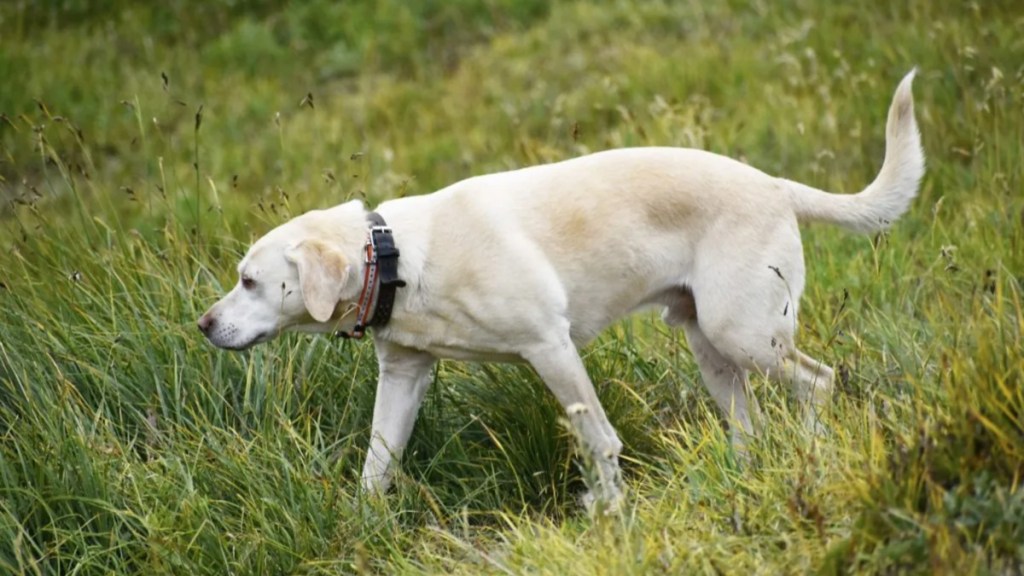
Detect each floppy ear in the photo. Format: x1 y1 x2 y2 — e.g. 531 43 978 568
284 240 350 323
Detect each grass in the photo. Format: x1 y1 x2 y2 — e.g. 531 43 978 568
1 0 1022 573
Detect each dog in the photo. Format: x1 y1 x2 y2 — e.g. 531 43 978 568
198 71 923 509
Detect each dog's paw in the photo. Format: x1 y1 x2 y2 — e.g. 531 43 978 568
804 412 831 440
581 487 625 517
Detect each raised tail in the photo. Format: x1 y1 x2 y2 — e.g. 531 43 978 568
785 70 925 233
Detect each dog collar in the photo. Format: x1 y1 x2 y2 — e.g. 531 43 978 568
335 212 405 339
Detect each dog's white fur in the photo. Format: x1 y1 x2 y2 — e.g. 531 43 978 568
199 72 923 508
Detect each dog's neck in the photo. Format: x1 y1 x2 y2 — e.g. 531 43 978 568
335 211 405 339
290 200 405 337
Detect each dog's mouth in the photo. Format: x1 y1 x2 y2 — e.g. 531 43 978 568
218 330 272 351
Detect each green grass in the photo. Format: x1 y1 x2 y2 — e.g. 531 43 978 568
1 0 1023 573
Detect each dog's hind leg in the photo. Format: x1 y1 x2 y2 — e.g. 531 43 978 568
683 320 761 448
663 294 760 449
689 229 834 436
789 350 835 433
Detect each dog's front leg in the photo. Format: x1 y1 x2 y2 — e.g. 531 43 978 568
361 341 437 495
523 338 625 512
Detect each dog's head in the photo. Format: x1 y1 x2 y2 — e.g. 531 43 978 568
198 202 365 350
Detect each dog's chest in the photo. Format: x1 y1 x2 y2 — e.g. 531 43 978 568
377 312 529 363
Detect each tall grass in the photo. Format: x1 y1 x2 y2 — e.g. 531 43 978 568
1 1 1022 573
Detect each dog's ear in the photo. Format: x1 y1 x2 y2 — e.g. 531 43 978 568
284 240 350 323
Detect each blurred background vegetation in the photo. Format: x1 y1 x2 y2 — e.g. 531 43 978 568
1 1 1022 574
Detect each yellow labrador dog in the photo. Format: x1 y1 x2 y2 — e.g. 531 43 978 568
199 71 923 509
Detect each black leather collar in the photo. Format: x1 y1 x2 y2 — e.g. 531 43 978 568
335 211 405 339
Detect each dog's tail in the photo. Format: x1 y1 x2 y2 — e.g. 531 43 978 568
785 70 924 233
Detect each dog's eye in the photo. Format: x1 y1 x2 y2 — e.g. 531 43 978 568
241 276 255 289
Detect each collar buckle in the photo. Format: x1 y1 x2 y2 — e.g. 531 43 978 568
364 225 392 264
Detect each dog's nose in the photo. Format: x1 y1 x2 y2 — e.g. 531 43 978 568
197 313 215 335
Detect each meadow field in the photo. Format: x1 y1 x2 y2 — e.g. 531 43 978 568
1 1 1022 573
